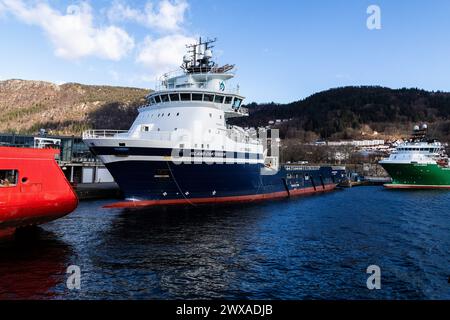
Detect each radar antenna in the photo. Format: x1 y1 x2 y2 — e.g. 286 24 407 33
182 37 234 74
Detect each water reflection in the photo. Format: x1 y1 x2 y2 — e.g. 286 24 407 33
1 187 449 299
93 203 278 299
0 228 72 299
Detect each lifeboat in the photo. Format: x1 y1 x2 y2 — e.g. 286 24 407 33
0 147 78 237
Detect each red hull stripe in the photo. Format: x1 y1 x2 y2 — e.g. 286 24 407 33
104 184 337 208
384 183 450 189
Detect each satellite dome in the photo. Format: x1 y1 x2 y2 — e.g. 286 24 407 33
183 55 191 63
422 124 428 130
204 49 213 59
413 125 420 131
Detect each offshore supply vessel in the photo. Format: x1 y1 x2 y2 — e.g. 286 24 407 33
0 147 78 237
380 124 450 189
83 38 345 207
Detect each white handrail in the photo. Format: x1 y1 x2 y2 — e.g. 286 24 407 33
82 130 128 139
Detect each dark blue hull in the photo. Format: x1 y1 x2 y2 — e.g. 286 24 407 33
104 160 345 204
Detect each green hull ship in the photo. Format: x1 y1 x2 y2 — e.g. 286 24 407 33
379 124 450 189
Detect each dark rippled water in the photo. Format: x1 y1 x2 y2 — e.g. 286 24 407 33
1 186 450 299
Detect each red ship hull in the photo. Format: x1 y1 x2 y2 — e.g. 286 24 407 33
0 147 78 237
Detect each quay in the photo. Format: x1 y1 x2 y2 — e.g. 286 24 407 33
1 132 119 200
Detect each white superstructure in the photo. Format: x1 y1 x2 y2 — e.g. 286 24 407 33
380 124 447 165
83 38 266 166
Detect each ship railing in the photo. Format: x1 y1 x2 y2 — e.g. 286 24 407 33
235 106 248 116
82 130 128 139
158 67 235 81
285 165 321 171
155 81 241 95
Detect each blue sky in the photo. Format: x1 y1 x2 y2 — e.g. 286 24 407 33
1 0 450 103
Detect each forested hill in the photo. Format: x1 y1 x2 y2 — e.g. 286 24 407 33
231 86 450 142
2 80 450 142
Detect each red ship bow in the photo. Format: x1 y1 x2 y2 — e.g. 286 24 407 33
0 147 78 237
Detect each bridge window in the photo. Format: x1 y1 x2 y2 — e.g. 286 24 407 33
233 98 242 108
0 170 18 187
161 94 170 102
224 96 233 104
192 93 203 101
169 93 180 101
155 95 161 103
215 95 225 103
204 94 214 102
150 97 156 104
180 93 191 101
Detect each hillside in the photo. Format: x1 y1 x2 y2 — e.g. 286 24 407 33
231 86 450 142
0 79 149 135
1 81 450 144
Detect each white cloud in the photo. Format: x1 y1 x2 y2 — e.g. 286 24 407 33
0 0 134 61
136 34 196 78
108 0 189 32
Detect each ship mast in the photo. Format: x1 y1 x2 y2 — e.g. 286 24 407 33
182 37 234 74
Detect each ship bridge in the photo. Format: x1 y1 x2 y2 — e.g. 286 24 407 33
141 37 248 118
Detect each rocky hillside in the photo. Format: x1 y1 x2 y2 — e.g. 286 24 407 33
0 79 149 135
2 81 450 144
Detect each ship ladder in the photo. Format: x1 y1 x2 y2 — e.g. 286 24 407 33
320 175 325 190
282 178 291 197
311 177 316 191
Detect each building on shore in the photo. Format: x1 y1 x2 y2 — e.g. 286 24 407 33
0 132 113 184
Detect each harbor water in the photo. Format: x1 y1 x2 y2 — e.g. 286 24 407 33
1 186 449 299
